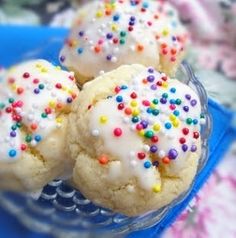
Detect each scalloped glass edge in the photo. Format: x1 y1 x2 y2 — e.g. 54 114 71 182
0 62 212 238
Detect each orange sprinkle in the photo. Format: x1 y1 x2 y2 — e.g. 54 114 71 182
94 46 101 53
17 87 24 94
171 48 177 55
99 155 109 165
124 107 132 115
142 78 148 84
30 123 37 131
137 44 144 52
105 9 112 15
162 157 170 164
56 103 63 109
161 43 167 48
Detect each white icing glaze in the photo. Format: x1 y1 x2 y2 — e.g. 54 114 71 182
60 0 188 78
0 60 78 162
89 67 202 191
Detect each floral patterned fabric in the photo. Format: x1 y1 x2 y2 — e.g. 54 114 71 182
0 0 235 237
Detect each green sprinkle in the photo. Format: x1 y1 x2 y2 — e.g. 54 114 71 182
162 93 168 99
11 125 17 130
186 118 192 125
175 99 182 105
38 84 44 90
120 39 126 45
145 130 154 139
41 113 47 118
0 102 5 109
25 135 32 143
16 122 22 128
120 31 126 37
9 98 14 103
152 99 159 105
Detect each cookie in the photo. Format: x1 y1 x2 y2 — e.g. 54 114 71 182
59 0 189 84
67 64 204 216
0 60 79 192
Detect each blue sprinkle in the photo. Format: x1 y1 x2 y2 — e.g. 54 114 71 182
9 149 17 157
116 96 123 102
34 135 42 142
165 122 172 129
193 119 198 125
170 88 176 93
146 108 153 114
144 161 152 169
173 110 180 116
77 48 84 54
142 2 149 8
121 85 128 90
113 14 120 21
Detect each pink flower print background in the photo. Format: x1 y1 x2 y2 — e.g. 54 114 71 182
163 145 236 238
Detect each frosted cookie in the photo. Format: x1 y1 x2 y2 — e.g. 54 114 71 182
68 64 205 216
59 0 189 85
0 60 79 192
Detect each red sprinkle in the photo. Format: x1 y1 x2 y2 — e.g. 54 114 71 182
182 128 189 135
142 100 150 107
113 128 123 137
179 138 186 144
23 72 30 78
137 152 146 160
21 144 27 151
151 136 159 143
55 83 62 89
193 132 200 139
130 92 137 99
118 103 125 110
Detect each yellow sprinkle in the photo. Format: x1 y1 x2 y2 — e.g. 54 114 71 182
130 100 138 107
56 118 63 124
153 124 161 132
169 114 176 121
41 67 48 73
11 84 17 90
152 184 161 193
100 116 108 124
139 130 145 136
62 86 67 91
173 120 180 128
96 11 103 18
111 24 118 32
56 66 61 70
150 103 156 110
162 82 168 88
162 28 169 36
132 109 140 116
49 101 56 108
36 63 42 68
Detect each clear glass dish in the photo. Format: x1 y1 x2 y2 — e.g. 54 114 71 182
0 44 212 238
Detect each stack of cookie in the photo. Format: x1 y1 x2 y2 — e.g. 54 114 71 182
0 0 204 217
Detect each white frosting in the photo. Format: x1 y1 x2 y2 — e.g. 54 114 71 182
0 60 78 162
60 0 188 78
89 67 202 191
